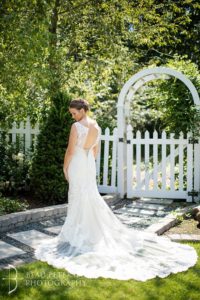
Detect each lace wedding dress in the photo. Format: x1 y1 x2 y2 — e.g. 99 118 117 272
34 121 198 281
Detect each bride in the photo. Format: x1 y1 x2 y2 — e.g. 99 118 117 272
34 98 198 281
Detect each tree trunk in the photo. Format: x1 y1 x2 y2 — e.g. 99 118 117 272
47 0 61 98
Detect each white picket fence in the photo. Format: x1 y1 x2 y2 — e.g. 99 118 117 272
0 117 118 194
0 117 40 151
0 118 199 201
126 124 200 202
96 127 118 193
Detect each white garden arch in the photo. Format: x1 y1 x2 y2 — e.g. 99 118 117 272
117 67 200 198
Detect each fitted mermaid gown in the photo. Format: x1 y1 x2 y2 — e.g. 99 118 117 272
34 121 198 281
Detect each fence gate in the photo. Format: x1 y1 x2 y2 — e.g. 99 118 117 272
126 126 200 202
117 67 200 200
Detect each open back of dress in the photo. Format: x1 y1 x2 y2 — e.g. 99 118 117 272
75 121 100 149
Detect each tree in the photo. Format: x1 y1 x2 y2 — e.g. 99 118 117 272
29 91 73 204
128 55 200 134
0 0 199 129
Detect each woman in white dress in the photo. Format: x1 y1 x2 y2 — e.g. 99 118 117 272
34 98 198 281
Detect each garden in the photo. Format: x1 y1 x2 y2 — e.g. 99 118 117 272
0 1 200 299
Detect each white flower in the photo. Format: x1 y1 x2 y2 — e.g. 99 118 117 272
17 152 24 160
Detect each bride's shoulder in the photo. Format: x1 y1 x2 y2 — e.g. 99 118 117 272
89 119 99 127
90 121 100 132
72 122 78 128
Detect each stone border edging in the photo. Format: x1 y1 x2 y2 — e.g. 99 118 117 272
0 204 67 233
145 203 199 236
0 193 120 233
165 233 200 242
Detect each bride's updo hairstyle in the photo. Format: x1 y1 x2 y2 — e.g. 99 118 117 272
69 99 90 112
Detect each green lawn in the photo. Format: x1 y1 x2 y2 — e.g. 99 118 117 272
0 241 200 300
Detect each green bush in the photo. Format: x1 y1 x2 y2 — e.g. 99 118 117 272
29 91 73 205
0 193 29 215
0 133 31 196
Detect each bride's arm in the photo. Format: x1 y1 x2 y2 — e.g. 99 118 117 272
93 140 100 159
63 124 77 173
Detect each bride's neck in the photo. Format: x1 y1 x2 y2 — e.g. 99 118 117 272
81 115 89 122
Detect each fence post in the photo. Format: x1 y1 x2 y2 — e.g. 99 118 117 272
117 105 127 198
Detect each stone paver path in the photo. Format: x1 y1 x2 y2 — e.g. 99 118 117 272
0 241 26 260
7 230 54 248
0 198 196 270
165 233 200 241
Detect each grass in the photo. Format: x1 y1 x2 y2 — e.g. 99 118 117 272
0 242 200 300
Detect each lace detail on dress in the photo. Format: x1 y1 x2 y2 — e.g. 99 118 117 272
74 121 100 149
74 122 88 148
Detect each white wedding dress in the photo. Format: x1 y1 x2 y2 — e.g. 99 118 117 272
34 121 198 281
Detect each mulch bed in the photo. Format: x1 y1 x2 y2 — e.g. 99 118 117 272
163 216 200 236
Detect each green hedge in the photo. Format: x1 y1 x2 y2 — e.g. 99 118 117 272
29 91 73 205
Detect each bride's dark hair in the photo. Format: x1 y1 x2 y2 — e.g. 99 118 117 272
69 99 90 112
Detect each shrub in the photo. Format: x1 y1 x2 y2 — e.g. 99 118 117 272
0 133 31 196
0 192 29 215
29 91 73 204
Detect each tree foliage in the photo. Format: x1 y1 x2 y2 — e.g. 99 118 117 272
0 0 199 129
129 56 200 134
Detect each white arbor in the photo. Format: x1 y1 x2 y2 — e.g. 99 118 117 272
117 67 200 199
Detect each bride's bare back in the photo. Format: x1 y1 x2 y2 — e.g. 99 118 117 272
78 118 100 158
